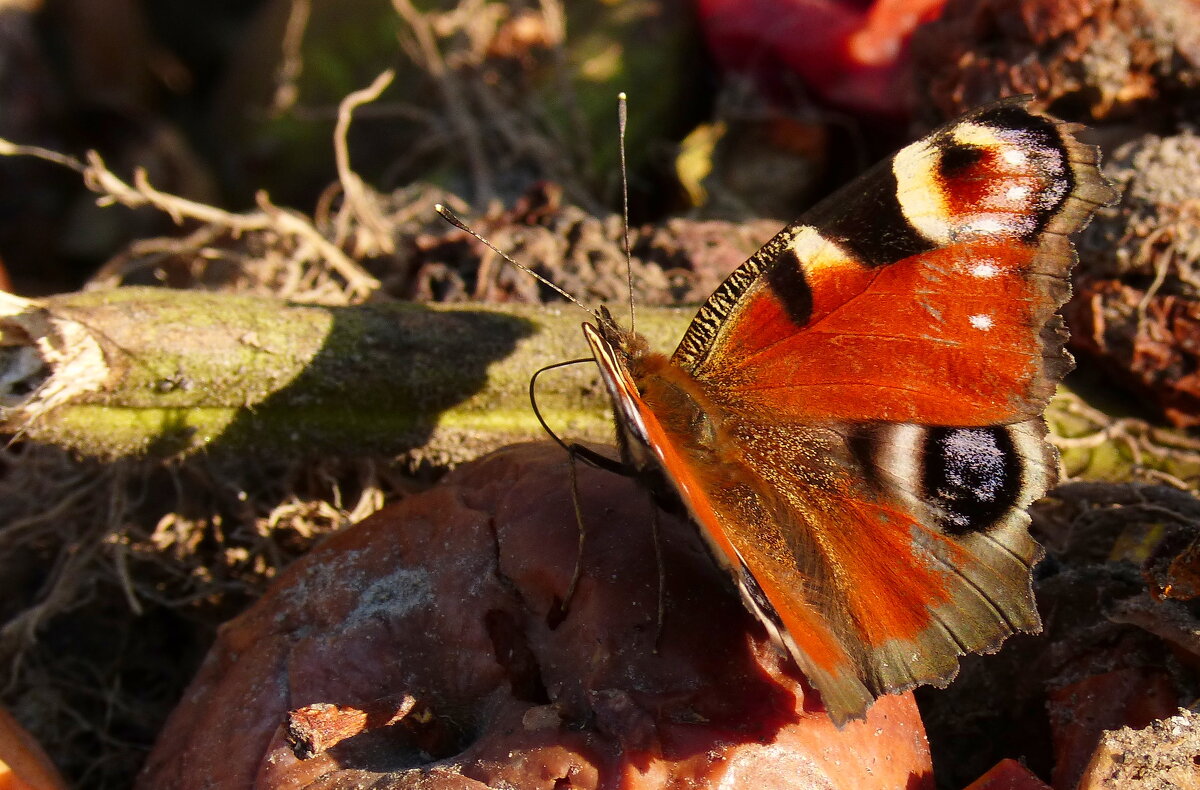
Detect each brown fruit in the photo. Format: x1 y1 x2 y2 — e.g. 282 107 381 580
139 442 932 789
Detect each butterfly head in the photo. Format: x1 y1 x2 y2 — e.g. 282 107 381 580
593 304 650 365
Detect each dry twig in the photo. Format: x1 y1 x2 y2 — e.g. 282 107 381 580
272 0 313 114
0 139 381 300
331 69 399 257
393 0 495 202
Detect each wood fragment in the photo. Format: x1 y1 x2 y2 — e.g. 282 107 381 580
1108 594 1200 658
285 694 421 760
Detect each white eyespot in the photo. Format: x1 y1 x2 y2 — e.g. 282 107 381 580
1003 148 1027 165
1006 185 1030 201
969 314 994 331
970 262 1000 278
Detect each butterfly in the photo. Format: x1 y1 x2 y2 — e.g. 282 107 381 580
576 98 1116 725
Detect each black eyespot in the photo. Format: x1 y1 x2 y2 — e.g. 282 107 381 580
938 142 986 178
923 426 1022 535
973 103 1057 140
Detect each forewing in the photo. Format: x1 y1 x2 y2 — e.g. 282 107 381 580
671 99 1116 425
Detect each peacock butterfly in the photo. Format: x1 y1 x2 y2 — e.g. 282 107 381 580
438 96 1114 725
576 97 1116 725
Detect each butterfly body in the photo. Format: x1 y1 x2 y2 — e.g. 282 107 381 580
581 98 1116 725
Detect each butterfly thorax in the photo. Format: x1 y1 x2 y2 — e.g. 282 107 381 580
586 309 729 480
628 353 722 459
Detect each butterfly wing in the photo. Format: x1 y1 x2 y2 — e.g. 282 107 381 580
588 328 1054 723
673 98 1114 425
693 416 1054 724
587 99 1115 724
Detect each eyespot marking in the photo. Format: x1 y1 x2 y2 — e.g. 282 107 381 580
923 427 1022 535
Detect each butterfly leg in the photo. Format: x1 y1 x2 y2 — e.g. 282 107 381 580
648 492 666 654
530 349 636 621
561 446 589 614
551 441 635 627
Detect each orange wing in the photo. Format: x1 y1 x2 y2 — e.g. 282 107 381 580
672 99 1115 426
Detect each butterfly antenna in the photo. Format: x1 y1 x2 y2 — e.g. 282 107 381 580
618 92 635 332
435 203 594 316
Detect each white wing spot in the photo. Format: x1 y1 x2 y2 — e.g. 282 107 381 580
970 262 1000 278
1003 148 1027 165
1006 185 1030 202
969 314 994 331
965 217 1007 235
